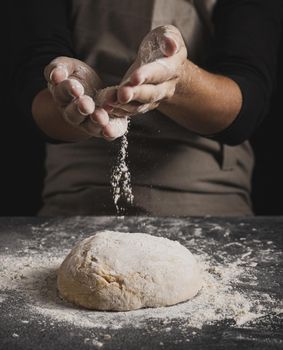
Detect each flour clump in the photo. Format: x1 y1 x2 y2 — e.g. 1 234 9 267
57 231 202 311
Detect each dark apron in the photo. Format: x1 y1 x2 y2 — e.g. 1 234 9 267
39 0 254 216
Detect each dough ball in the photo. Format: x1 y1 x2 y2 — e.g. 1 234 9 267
57 231 202 311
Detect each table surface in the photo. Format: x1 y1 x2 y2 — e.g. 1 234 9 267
0 216 282 350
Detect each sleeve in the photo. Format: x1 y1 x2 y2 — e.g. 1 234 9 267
205 0 282 146
11 0 74 141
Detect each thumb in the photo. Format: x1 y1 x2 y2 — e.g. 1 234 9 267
44 56 75 85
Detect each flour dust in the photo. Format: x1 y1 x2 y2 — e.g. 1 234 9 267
111 129 134 214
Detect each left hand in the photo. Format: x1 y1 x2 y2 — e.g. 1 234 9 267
103 25 188 117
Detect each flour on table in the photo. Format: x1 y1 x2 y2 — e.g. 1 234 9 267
1 220 281 339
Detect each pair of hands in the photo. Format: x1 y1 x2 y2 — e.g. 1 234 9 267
44 25 187 141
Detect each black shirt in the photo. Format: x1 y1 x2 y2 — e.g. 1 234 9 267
11 0 283 146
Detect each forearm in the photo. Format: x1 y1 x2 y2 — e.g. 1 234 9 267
159 60 242 136
32 89 89 142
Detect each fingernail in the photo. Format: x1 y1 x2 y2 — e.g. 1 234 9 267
70 79 84 96
130 75 142 86
163 33 178 54
118 88 133 104
57 64 69 74
77 105 89 116
49 70 55 81
90 115 99 124
102 131 114 140
49 65 68 81
124 92 133 104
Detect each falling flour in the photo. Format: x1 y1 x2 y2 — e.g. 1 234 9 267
110 130 134 214
95 87 134 214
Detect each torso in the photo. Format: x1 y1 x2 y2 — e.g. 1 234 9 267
41 0 254 216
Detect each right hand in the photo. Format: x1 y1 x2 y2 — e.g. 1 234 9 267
100 25 185 119
44 56 127 139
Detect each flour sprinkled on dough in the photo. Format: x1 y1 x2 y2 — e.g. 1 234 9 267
1 217 281 347
57 231 202 311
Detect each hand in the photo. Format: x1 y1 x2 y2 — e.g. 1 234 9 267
44 56 127 140
104 25 188 118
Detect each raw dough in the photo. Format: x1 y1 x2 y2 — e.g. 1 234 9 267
57 231 202 311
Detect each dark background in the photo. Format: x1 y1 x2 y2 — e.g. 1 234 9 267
2 7 283 216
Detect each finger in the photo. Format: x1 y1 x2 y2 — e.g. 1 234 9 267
118 80 176 104
110 100 152 116
137 25 182 64
109 109 129 118
109 101 142 115
77 95 95 115
52 79 84 106
128 60 175 86
130 48 187 86
63 95 94 125
44 57 75 85
63 102 86 126
95 86 118 107
160 34 178 57
80 118 103 138
160 25 185 56
111 102 154 115
136 103 158 114
90 108 109 127
102 117 128 139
